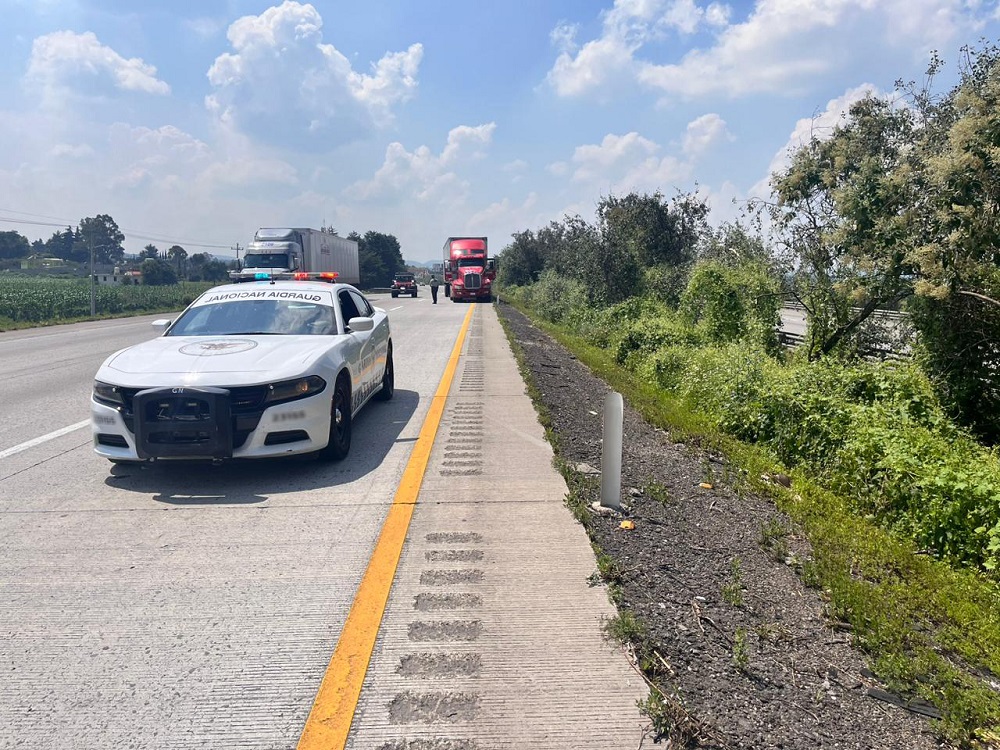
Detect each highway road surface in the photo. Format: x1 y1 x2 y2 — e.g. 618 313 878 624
1 291 646 749
0 292 470 748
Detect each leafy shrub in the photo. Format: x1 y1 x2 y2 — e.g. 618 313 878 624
522 269 590 324
635 345 693 390
832 406 1000 570
680 261 781 351
515 268 1000 574
614 313 703 366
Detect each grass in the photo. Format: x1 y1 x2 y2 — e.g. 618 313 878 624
721 557 745 607
497 299 1000 748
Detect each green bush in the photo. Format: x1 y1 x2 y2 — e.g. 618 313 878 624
832 407 1000 570
614 313 703 366
520 270 589 324
513 268 1000 574
680 261 781 351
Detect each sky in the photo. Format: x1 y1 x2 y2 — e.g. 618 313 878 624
1 0 999 263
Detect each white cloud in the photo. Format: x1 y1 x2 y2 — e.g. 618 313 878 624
566 131 690 194
49 143 94 159
546 0 735 97
502 159 529 183
351 123 495 201
549 0 995 101
704 2 732 26
468 193 539 228
547 161 570 177
549 23 579 54
570 132 660 183
185 17 226 39
206 1 422 148
682 113 731 156
546 34 638 98
26 30 170 104
663 0 702 34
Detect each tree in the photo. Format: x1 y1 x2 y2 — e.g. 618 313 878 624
561 213 641 306
187 252 208 281
139 244 160 260
167 245 187 278
76 214 125 265
358 231 403 287
698 221 773 268
596 191 709 305
45 227 76 261
902 45 1000 441
597 190 707 268
496 229 545 287
140 258 177 286
201 258 231 282
0 231 30 260
762 95 918 359
680 260 782 351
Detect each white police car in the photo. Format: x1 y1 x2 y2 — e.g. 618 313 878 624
91 273 392 464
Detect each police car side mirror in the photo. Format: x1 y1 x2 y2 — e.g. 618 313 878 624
151 319 172 333
347 316 374 332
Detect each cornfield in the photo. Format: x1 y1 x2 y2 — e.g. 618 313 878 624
0 277 214 324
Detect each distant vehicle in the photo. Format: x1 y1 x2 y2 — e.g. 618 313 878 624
391 272 418 298
442 236 495 302
91 273 392 465
232 228 360 284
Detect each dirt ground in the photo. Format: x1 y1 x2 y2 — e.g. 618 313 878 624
495 302 947 749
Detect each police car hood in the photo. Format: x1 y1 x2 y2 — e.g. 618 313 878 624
100 335 338 387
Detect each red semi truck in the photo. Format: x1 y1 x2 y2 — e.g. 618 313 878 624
442 236 496 302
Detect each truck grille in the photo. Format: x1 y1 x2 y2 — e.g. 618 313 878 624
463 272 482 290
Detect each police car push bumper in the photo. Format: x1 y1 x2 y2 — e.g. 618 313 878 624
92 388 333 461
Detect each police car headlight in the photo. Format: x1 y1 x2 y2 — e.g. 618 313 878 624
265 375 326 404
93 380 124 407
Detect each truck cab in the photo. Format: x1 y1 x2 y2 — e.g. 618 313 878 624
442 236 494 302
238 244 299 275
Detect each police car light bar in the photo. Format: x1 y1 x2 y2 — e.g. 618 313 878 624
234 271 340 284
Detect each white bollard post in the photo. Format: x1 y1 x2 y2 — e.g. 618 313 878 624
601 391 623 509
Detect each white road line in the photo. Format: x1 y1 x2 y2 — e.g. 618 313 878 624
0 319 156 345
389 306 403 312
0 420 90 460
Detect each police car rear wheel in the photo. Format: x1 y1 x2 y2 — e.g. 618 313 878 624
320 375 352 460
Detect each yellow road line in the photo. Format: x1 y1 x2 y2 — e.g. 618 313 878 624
297 304 477 750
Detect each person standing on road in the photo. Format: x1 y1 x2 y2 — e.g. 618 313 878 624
429 275 440 304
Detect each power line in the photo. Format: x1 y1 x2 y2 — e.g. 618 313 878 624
0 214 234 251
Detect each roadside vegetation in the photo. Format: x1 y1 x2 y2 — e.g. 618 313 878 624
497 43 1000 747
0 212 410 331
0 276 215 330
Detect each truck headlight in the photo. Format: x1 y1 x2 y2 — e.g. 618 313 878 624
265 375 326 404
93 380 124 407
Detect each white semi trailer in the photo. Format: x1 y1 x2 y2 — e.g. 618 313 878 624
232 228 360 284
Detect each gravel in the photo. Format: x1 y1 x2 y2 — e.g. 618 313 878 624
496 302 946 749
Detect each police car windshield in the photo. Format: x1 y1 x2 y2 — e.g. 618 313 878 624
167 299 336 336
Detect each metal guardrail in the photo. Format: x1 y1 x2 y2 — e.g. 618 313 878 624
783 299 907 321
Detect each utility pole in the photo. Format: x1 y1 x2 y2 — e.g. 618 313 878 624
89 236 96 316
233 242 242 270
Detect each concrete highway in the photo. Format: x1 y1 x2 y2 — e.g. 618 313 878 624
0 291 468 748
